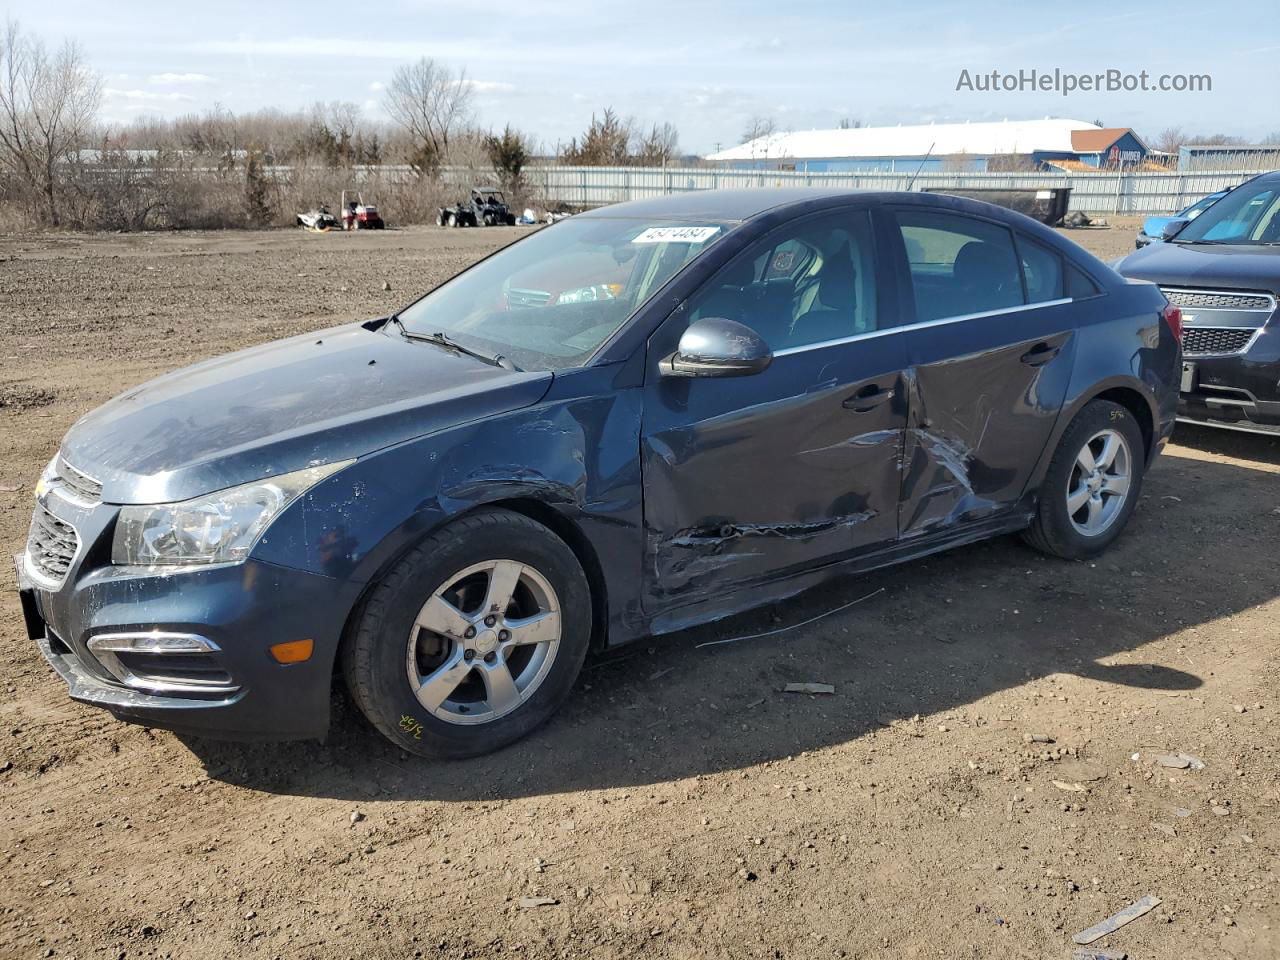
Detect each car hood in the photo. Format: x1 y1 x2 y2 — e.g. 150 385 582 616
60 322 553 504
1115 241 1280 292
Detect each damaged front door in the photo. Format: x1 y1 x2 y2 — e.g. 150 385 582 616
639 208 909 608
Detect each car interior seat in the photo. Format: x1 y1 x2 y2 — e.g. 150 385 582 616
952 241 1019 316
782 242 859 349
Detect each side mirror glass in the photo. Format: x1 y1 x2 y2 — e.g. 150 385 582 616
1161 217 1190 241
662 317 773 378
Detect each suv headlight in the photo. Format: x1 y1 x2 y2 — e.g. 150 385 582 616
111 461 352 567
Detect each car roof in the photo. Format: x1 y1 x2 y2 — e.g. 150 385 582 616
577 188 878 223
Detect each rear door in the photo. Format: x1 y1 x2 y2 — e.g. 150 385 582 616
639 207 910 608
884 206 1078 538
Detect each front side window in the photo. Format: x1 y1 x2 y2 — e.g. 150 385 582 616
685 210 879 351
894 210 1024 322
1175 181 1280 245
396 218 729 370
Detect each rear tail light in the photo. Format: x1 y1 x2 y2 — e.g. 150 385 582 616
1162 303 1183 341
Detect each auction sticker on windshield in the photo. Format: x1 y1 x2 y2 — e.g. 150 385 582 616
632 226 722 244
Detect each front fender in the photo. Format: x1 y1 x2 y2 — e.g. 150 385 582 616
252 365 647 652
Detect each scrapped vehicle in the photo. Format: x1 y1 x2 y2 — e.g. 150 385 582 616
438 188 517 227
1116 171 1280 434
1135 190 1228 249
341 191 384 230
295 205 339 231
17 189 1179 759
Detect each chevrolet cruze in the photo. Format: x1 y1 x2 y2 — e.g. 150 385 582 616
17 189 1179 758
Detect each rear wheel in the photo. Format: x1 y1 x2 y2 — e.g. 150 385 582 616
1023 399 1145 559
342 509 592 758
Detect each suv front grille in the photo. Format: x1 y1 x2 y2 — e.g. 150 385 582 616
55 457 102 505
1162 289 1275 311
26 505 80 584
1181 327 1256 356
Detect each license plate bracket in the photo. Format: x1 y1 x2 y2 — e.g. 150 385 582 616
1180 361 1197 393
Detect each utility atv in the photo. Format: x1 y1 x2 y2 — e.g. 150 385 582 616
437 188 517 227
341 191 385 230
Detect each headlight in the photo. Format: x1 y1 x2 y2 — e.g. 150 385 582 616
555 283 622 305
111 461 352 567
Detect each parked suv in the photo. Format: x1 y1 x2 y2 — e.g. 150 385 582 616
1116 171 1280 434
17 190 1179 758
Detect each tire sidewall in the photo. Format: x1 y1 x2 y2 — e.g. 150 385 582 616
358 514 591 758
1038 401 1146 557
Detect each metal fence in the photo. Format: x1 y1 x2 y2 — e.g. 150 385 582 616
520 165 1261 215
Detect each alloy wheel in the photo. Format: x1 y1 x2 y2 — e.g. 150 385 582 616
405 560 561 725
1066 428 1132 537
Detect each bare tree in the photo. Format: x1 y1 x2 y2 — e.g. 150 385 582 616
384 58 472 175
740 115 776 145
1152 127 1187 155
0 20 101 225
634 122 680 166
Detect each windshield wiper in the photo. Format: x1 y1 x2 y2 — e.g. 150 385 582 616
384 315 520 371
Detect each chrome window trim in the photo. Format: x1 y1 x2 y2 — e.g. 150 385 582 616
772 297 1073 357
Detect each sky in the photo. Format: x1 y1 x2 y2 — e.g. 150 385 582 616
9 0 1279 154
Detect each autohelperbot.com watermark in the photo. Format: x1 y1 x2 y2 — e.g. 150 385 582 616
956 68 1211 96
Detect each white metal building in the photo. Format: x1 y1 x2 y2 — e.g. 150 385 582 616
707 118 1104 172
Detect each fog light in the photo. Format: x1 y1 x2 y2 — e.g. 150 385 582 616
270 639 314 664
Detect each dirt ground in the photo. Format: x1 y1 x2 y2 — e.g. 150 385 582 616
1 216 1277 960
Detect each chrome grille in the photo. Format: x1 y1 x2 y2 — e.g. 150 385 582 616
26 505 80 584
55 457 102 505
1162 289 1275 311
507 287 553 308
1182 327 1256 356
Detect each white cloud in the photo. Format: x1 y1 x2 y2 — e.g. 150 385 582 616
105 88 195 103
148 72 215 85
368 80 385 92
470 80 515 94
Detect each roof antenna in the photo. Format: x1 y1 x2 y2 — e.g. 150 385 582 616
905 142 935 192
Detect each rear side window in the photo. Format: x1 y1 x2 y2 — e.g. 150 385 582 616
1018 236 1064 303
893 210 1024 322
1066 263 1102 298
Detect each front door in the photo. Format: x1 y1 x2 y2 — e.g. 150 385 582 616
639 208 909 609
885 206 1077 537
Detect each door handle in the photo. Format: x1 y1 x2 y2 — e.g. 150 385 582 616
1020 343 1061 367
843 387 895 412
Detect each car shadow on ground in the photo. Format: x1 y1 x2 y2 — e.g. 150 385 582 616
180 437 1276 802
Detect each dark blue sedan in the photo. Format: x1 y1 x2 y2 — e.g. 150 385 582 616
17 189 1180 757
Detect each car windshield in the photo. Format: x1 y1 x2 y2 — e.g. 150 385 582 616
394 217 730 370
1175 180 1280 245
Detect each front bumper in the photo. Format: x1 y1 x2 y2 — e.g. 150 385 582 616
1178 324 1280 434
17 548 354 741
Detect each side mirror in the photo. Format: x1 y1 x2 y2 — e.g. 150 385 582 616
1161 217 1190 241
662 317 773 378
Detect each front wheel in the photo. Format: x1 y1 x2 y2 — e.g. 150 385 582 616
342 509 592 759
1022 399 1146 559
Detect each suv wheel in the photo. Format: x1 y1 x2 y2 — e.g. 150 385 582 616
342 509 591 758
1023 399 1146 559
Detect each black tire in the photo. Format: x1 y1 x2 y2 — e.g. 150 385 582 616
1022 399 1146 559
342 509 592 759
